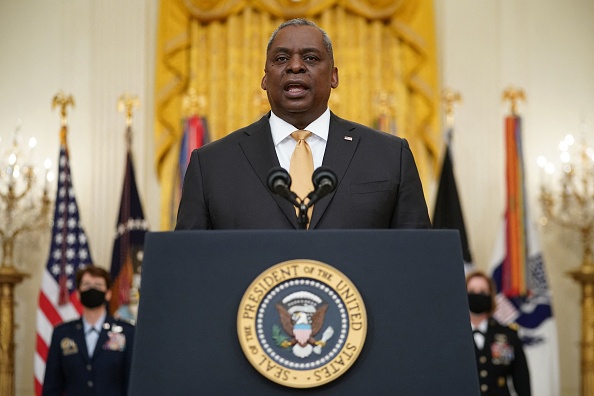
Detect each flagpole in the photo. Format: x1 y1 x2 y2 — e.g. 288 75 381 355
111 93 149 320
434 88 474 270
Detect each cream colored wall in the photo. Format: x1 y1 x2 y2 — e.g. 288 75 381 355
0 1 592 395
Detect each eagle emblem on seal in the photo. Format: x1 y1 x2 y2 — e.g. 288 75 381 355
274 291 334 358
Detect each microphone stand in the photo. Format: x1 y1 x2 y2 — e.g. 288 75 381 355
267 167 337 230
296 200 309 230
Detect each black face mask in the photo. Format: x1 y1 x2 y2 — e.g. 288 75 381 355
80 288 106 309
468 293 492 314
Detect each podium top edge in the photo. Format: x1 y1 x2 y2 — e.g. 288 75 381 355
147 229 459 237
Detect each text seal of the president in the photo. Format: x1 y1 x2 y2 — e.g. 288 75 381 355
237 259 367 388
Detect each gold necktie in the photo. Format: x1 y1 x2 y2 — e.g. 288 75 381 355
289 130 314 218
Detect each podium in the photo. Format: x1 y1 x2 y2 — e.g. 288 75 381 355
129 230 479 395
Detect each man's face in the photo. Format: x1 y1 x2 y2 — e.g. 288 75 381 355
261 25 339 129
78 273 111 302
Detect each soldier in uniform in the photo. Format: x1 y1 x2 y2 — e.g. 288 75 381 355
43 266 135 396
467 271 531 396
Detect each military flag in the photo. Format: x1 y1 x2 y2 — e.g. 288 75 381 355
109 125 149 320
490 113 560 396
432 128 474 273
179 114 209 183
170 114 210 225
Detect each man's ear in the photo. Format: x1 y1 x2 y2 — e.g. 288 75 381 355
105 290 112 302
261 74 267 90
331 67 339 89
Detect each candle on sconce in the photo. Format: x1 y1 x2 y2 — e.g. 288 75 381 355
28 137 37 165
7 151 17 189
43 158 52 193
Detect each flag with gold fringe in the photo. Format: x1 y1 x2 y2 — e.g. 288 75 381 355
34 125 93 395
490 113 560 396
109 125 149 320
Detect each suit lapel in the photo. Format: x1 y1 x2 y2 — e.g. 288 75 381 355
239 114 298 228
309 114 359 229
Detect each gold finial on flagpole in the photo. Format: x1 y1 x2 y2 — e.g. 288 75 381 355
118 94 140 149
117 94 140 128
182 87 206 117
52 92 75 127
442 88 462 128
502 87 526 115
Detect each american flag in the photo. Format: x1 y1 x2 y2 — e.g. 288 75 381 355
34 128 93 395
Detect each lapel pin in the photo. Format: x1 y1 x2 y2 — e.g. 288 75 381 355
344 136 353 141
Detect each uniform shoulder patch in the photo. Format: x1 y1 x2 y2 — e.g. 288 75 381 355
55 319 79 329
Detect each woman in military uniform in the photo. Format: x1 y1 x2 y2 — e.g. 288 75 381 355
43 266 134 396
467 271 531 396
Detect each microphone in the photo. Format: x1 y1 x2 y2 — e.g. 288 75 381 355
306 167 337 206
267 167 298 205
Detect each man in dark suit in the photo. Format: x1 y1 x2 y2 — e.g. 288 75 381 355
176 18 431 230
43 266 134 396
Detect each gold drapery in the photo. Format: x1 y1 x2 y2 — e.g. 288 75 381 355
155 0 441 229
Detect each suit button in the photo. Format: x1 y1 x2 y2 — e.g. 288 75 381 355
88 381 93 388
87 364 92 371
479 356 487 363
480 370 487 378
480 384 488 392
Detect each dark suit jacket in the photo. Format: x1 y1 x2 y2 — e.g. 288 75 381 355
474 319 531 396
176 112 430 230
42 316 135 396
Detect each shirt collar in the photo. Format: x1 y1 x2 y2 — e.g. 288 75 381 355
269 108 330 146
83 312 107 334
471 318 488 333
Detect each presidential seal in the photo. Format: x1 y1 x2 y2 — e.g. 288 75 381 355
237 259 367 388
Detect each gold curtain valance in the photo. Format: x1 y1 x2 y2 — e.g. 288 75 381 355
183 0 410 21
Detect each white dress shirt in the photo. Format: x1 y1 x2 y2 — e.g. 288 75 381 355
269 108 330 171
471 318 488 350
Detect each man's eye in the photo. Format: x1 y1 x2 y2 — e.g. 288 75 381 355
276 56 289 62
304 56 318 61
